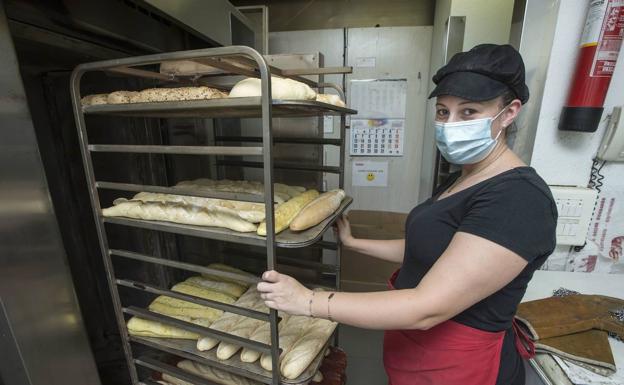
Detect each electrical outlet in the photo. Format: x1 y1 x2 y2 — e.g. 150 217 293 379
549 186 598 246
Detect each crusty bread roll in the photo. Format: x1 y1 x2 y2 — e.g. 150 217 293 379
316 93 346 107
107 90 139 104
81 93 108 106
184 276 246 298
229 77 317 100
126 315 211 340
289 189 345 231
175 179 291 204
101 199 258 232
259 315 313 371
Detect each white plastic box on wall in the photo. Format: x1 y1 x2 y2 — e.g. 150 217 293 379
549 186 598 246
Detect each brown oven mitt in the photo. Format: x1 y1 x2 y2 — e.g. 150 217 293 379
515 294 624 340
536 329 616 376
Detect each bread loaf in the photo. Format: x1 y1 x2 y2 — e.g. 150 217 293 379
202 263 255 287
196 287 264 351
259 315 313 371
164 360 262 385
239 313 290 363
316 93 346 107
126 315 211 339
148 298 222 320
81 93 108 106
280 318 336 379
130 86 226 103
102 199 258 232
257 190 320 236
184 276 246 298
107 90 139 104
129 191 266 223
229 77 317 100
289 189 345 231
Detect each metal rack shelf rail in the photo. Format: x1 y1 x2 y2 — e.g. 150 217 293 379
70 45 354 385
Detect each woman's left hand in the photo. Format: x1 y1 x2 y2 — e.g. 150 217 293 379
257 270 313 316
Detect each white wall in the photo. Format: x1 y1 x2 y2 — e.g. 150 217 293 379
530 0 624 189
271 27 433 214
450 0 514 50
529 0 624 271
345 26 433 213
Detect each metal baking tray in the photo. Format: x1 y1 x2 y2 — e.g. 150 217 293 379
82 97 356 118
130 323 337 385
103 196 352 248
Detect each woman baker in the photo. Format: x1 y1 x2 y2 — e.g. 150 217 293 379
257 44 558 385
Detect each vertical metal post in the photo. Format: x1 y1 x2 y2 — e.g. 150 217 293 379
335 113 348 346
251 49 280 385
70 70 140 384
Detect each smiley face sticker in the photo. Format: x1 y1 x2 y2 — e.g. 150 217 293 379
366 172 375 181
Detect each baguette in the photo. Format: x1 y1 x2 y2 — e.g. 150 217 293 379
148 298 222 320
184 276 246 298
259 316 313 371
289 189 345 231
280 318 336 379
102 199 258 232
257 190 320 236
126 315 211 339
165 360 262 385
202 263 255 287
130 192 266 223
229 77 317 100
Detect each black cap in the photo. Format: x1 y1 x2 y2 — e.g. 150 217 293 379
429 44 529 104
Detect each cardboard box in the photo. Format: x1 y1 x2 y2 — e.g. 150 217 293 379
340 210 407 292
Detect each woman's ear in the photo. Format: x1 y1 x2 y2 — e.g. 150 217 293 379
501 99 522 128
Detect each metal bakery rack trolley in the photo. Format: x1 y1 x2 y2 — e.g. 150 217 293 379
70 46 356 385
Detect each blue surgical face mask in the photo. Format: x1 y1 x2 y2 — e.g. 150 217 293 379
434 106 509 165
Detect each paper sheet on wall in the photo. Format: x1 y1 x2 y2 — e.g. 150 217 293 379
352 160 388 187
348 78 407 156
350 79 407 119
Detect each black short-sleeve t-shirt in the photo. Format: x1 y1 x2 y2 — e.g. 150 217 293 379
394 167 557 385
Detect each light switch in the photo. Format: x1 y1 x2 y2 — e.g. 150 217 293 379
549 186 598 246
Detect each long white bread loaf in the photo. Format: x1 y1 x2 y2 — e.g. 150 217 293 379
196 287 263 351
257 190 320 236
129 86 226 103
289 189 345 231
202 263 255 287
126 315 211 340
170 283 237 303
229 77 317 100
148 298 222 320
280 318 336 379
129 192 266 223
316 93 346 107
239 313 290 363
216 317 265 360
184 276 246 298
163 360 262 385
81 93 108 106
107 90 139 104
101 199 257 232
259 316 313 371
175 179 292 203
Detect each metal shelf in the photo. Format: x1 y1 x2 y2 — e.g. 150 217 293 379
131 325 336 385
71 45 351 385
215 135 343 146
217 160 342 174
103 197 352 248
82 97 356 119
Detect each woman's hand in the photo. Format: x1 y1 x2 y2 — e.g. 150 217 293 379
334 214 355 247
257 270 313 316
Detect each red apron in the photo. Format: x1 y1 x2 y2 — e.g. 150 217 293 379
383 270 534 385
